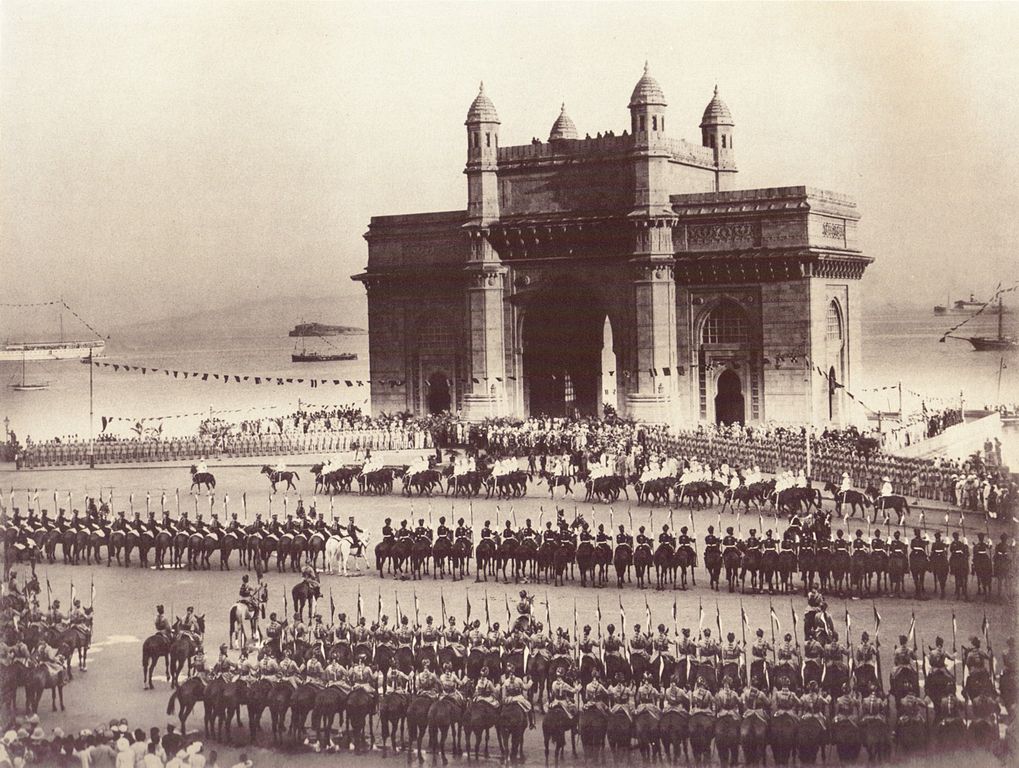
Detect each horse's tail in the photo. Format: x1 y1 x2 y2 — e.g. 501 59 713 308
293 472 300 481
229 606 237 645
210 476 216 489
167 687 179 715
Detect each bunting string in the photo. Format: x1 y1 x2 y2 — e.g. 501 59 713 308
85 359 385 388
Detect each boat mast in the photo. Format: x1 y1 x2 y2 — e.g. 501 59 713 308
998 294 1004 341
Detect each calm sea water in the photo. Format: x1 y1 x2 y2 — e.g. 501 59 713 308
2 309 1016 457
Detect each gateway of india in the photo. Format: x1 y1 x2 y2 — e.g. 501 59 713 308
353 65 872 426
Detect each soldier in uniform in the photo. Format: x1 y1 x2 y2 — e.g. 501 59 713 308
743 529 762 556
454 518 472 542
549 668 579 718
438 661 466 707
415 658 440 696
690 678 714 715
775 632 798 666
704 525 721 557
893 634 916 669
520 519 538 543
414 519 432 543
773 681 801 720
473 666 502 709
578 625 599 664
721 527 739 554
259 650 280 680
833 683 860 726
909 528 928 557
278 650 300 686
663 673 690 715
582 669 610 714
443 617 466 657
603 624 624 661
855 632 880 692
435 516 453 542
635 526 653 551
154 604 172 640
381 517 395 544
350 654 377 697
889 530 908 557
595 524 612 548
715 675 742 718
852 529 869 554
578 522 594 543
801 680 829 729
502 520 517 542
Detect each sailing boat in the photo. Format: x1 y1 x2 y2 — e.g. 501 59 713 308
942 295 1017 351
8 350 50 391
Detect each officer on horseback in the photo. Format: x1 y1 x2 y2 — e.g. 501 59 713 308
436 516 452 541
154 604 172 640
454 517 471 542
345 516 364 556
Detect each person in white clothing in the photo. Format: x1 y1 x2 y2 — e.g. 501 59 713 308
880 476 893 497
840 472 853 493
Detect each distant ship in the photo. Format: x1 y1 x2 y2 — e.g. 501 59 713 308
292 350 358 363
1 300 105 361
934 293 1013 315
0 339 105 361
291 335 357 363
289 322 366 337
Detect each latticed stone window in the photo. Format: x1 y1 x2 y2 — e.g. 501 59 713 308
826 300 843 343
701 301 748 345
563 372 575 408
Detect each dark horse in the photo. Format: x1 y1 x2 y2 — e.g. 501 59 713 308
292 580 321 622
189 465 216 492
261 465 299 492
824 482 869 519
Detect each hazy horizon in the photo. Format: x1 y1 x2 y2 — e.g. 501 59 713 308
3 2 1018 335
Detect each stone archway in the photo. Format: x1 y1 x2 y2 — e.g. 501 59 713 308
714 369 745 425
521 289 614 417
426 372 452 414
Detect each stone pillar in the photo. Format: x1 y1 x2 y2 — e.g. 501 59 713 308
626 218 678 423
462 228 508 421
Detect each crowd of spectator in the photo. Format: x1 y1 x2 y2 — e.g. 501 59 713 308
7 406 1015 516
0 716 254 768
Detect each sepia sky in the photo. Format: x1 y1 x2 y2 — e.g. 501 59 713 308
2 1 1018 331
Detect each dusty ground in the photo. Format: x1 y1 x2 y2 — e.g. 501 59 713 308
2 454 1016 767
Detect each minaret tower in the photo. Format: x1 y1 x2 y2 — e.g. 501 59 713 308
462 82 507 420
626 63 678 422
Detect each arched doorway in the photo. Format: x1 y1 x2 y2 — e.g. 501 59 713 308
714 369 745 425
522 289 612 417
426 372 451 414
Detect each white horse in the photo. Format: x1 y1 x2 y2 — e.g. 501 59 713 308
324 532 371 576
229 601 260 649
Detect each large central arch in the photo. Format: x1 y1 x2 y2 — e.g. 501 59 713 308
521 288 615 417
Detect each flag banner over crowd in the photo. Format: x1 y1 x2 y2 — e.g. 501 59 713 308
85 359 396 388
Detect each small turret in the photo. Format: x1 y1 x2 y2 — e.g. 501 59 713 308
548 103 578 142
465 82 500 222
700 85 734 152
628 61 667 146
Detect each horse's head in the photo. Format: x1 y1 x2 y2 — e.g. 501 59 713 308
571 514 586 530
864 485 879 499
261 466 271 475
197 614 206 634
189 465 197 474
311 463 323 476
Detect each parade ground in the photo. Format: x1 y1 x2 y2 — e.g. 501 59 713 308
2 453 1015 767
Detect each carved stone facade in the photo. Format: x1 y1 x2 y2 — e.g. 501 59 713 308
353 70 872 426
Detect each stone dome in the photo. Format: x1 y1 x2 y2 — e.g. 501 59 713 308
466 81 500 124
628 61 667 108
548 103 578 141
700 85 734 126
